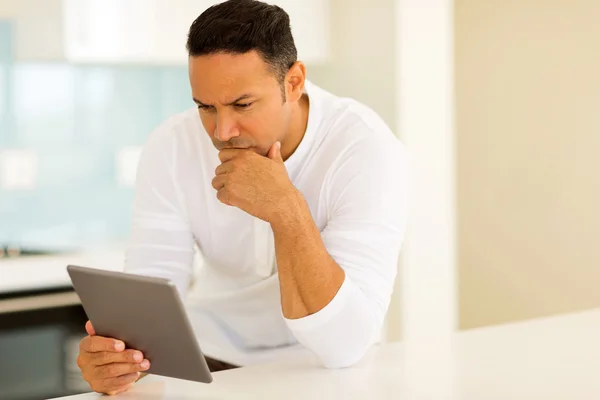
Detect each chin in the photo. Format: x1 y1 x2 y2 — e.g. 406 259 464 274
255 147 270 157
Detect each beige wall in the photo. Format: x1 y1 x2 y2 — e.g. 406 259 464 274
456 0 600 329
0 0 65 61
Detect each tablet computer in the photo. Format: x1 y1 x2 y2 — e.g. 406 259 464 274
67 264 212 384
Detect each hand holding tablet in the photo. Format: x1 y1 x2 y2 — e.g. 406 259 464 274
67 265 212 395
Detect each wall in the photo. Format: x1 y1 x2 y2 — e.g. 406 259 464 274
0 21 191 250
308 0 401 339
0 0 65 61
395 0 457 342
308 0 397 129
456 0 600 329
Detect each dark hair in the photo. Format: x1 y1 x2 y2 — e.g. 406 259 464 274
186 0 297 86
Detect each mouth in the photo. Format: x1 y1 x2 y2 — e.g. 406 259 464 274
216 144 255 151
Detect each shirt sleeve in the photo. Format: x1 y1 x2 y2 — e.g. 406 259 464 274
284 137 409 369
123 126 195 299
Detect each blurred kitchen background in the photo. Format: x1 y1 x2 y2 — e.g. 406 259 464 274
1 0 599 399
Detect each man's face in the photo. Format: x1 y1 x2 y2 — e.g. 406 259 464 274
189 51 291 156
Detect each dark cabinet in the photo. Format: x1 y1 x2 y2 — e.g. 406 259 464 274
0 290 90 400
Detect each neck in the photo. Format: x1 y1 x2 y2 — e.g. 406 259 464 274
280 93 309 161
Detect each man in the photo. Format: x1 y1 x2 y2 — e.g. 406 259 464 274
76 0 407 395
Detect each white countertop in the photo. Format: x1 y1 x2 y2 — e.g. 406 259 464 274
0 249 125 294
54 308 600 399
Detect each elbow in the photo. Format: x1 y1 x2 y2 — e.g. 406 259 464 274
289 316 378 369
315 321 378 369
285 276 383 369
319 341 374 369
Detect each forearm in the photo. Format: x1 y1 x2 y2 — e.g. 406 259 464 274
274 195 379 368
270 191 345 319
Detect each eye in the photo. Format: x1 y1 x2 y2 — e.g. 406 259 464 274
235 102 253 109
197 104 214 112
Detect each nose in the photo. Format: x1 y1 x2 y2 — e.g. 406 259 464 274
214 111 241 142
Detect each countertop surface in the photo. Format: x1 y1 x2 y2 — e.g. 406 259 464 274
54 308 600 400
0 249 124 295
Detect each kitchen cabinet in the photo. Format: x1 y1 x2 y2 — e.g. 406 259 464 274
0 250 126 398
0 291 90 399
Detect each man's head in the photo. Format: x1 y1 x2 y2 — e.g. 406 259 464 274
187 0 307 156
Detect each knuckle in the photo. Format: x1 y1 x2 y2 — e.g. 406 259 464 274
82 372 91 384
89 336 100 352
107 375 133 394
126 363 138 373
100 377 113 392
89 379 103 393
81 372 92 387
218 189 231 205
125 350 135 362
79 336 89 352
105 364 118 377
227 185 237 197
101 351 112 364
110 364 124 377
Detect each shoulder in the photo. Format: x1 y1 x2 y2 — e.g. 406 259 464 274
309 83 407 177
143 107 203 153
136 107 213 185
139 107 215 173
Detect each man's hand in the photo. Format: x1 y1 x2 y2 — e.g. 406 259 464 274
77 321 150 396
212 141 300 223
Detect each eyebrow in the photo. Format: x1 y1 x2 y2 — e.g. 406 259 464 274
193 94 253 106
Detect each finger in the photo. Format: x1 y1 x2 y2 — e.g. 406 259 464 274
81 335 125 353
103 373 140 394
218 148 245 163
217 187 232 206
215 161 233 176
96 360 150 380
212 174 227 191
106 383 135 396
107 381 135 396
91 349 145 366
85 320 96 336
268 141 283 162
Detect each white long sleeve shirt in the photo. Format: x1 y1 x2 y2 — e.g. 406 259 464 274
124 81 408 368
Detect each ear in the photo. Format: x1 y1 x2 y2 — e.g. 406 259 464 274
285 61 306 103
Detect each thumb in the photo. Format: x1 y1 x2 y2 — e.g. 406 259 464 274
85 320 96 336
268 141 283 162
